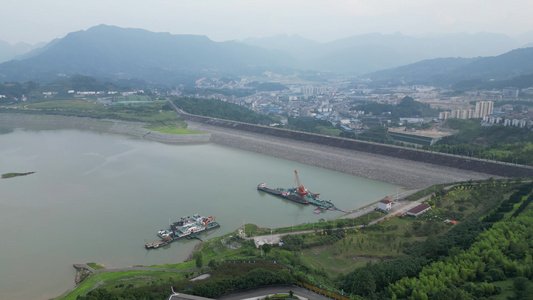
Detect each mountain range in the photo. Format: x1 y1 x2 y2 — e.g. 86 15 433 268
0 41 45 63
0 25 293 85
242 32 531 75
366 47 533 88
1 25 533 87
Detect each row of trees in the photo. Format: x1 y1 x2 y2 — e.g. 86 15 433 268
353 96 437 119
172 97 278 125
189 268 295 298
0 75 130 103
389 203 533 299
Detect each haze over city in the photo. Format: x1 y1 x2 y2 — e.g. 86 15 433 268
2 0 533 44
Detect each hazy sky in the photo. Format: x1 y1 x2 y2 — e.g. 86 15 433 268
2 0 533 44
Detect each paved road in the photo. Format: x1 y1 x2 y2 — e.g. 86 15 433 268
246 186 449 247
216 285 331 300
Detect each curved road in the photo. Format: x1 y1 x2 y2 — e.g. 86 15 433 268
246 187 443 247
216 285 332 300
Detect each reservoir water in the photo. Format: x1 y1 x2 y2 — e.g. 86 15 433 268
0 126 400 300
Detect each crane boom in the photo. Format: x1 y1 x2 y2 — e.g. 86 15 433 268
294 170 307 197
204 216 215 229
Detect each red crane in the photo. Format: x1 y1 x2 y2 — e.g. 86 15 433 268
204 216 215 229
294 170 307 197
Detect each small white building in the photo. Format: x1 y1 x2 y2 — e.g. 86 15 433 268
377 199 393 211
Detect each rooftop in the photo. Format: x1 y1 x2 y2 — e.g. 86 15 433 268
407 203 431 215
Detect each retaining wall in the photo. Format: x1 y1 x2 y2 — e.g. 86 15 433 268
180 113 533 178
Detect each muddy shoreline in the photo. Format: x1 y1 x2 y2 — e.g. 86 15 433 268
0 113 211 143
0 112 495 188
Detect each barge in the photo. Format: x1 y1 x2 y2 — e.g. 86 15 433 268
257 170 341 213
257 183 310 205
145 214 220 249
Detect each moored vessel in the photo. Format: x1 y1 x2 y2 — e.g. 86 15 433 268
257 170 341 213
145 214 220 249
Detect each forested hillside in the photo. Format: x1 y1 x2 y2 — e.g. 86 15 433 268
368 47 533 87
427 119 533 165
172 97 278 125
354 96 437 119
389 187 533 299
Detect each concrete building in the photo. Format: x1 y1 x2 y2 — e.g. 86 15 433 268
503 87 519 98
475 101 494 118
377 199 393 211
450 109 474 119
439 111 450 120
440 101 493 120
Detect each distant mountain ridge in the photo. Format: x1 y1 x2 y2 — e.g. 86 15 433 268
241 32 532 74
0 41 45 63
2 25 533 86
367 47 533 87
0 25 295 84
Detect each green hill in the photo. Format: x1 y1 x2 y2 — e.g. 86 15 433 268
368 47 533 87
0 25 295 85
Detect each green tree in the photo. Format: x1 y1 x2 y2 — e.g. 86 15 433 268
352 269 376 297
262 243 272 255
194 252 203 268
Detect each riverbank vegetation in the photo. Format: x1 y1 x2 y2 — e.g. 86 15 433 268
4 99 176 123
60 177 533 300
1 171 35 179
1 99 205 134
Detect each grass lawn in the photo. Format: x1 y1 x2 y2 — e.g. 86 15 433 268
299 217 425 278
87 262 106 270
490 279 516 299
23 99 180 123
58 271 188 300
317 126 342 136
144 126 204 134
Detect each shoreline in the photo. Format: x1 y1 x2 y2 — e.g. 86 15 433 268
186 120 495 189
0 112 496 298
0 112 496 189
0 113 211 144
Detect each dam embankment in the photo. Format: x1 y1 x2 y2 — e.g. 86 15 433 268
179 112 533 188
2 111 531 189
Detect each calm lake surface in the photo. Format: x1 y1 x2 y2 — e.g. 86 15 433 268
0 126 399 300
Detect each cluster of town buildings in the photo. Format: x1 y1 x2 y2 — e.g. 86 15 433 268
438 101 494 120
191 77 532 132
4 75 531 133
